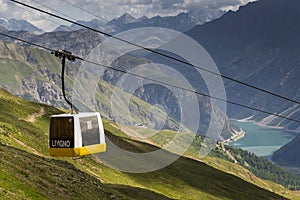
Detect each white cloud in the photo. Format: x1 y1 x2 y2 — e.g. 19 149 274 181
220 0 258 11
182 0 257 12
0 0 69 31
0 0 257 31
0 0 8 13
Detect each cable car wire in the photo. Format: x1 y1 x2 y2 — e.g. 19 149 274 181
1 27 300 123
83 59 300 123
9 0 300 106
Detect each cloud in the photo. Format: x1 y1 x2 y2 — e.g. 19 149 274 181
0 0 257 31
120 0 154 6
0 0 8 13
183 0 257 12
159 0 185 10
1 1 83 31
63 0 256 19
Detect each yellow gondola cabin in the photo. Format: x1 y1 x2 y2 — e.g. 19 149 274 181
49 112 106 157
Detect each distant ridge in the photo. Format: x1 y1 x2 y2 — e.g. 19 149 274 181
0 18 43 33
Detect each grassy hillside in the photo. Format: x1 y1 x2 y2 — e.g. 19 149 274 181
0 143 174 200
0 87 292 199
105 124 300 199
0 87 173 199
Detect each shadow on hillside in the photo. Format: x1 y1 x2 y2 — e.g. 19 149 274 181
0 142 171 200
0 131 286 200
103 132 286 200
107 184 173 200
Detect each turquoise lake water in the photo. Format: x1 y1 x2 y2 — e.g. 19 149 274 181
229 120 295 157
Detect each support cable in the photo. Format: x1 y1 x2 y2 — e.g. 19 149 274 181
1 31 299 123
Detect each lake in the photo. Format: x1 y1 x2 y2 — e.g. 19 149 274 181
229 120 295 157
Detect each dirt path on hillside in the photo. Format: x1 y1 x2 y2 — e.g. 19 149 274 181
119 126 157 146
26 107 45 123
12 137 41 156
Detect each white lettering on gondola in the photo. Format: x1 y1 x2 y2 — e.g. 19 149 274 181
51 140 71 148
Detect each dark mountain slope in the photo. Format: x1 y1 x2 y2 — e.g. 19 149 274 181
273 134 300 167
186 0 300 131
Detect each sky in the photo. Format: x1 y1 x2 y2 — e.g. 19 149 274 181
0 0 257 31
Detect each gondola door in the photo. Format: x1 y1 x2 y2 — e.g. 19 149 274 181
49 116 75 156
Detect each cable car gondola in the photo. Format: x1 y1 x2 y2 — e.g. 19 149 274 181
49 112 106 157
49 50 106 157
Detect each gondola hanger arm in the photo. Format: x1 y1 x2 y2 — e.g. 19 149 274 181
52 49 82 113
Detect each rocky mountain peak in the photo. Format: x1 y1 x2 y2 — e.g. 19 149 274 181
117 13 137 24
4 18 43 33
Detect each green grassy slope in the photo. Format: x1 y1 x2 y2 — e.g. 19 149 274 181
0 88 287 199
0 143 166 200
0 143 175 200
0 88 172 200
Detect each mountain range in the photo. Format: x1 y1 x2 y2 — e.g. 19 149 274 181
0 36 188 132
107 12 204 33
0 8 224 34
1 0 300 198
1 0 300 169
0 35 237 141
183 0 300 168
56 10 224 33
